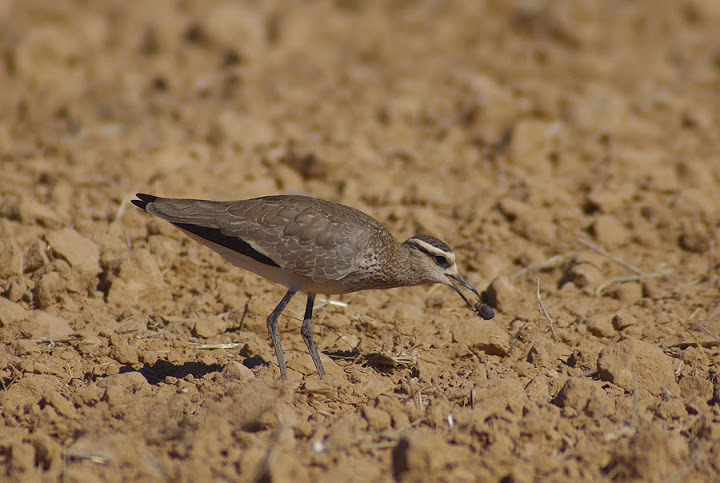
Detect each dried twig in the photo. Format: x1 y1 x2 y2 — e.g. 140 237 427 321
595 272 661 296
63 449 111 465
576 236 644 275
511 254 569 279
708 239 716 287
135 331 167 340
536 278 559 343
701 325 720 343
631 370 638 427
314 296 349 310
189 341 241 350
364 350 418 369
672 309 712 365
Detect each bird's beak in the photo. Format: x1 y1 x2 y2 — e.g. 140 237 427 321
448 273 494 320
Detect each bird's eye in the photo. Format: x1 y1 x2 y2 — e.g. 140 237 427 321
434 255 448 266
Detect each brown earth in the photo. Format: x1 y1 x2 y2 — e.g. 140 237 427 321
1 0 719 481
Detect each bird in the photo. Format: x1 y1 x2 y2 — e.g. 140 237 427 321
131 193 494 379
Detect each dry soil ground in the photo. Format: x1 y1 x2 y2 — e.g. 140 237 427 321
1 0 720 481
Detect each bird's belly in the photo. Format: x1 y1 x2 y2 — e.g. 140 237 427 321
178 228 353 294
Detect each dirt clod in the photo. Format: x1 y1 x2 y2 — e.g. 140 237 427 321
597 339 678 396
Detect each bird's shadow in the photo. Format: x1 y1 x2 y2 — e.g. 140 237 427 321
127 360 223 385
81 357 270 386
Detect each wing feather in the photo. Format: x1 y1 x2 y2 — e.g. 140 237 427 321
138 195 394 282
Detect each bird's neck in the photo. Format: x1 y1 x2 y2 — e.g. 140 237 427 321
371 240 425 289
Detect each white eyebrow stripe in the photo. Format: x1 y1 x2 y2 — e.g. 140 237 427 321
406 239 456 264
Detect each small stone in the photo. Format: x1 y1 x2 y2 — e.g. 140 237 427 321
672 187 716 218
109 336 139 365
597 339 678 396
652 398 688 420
451 319 510 356
34 271 63 309
222 361 255 380
497 199 556 244
98 372 150 406
552 378 611 416
612 309 637 330
678 375 713 400
325 413 367 450
192 316 227 338
96 370 150 390
18 197 61 227
590 215 631 248
471 378 529 414
41 390 78 419
393 431 466 477
485 276 522 314
561 260 605 290
105 248 170 306
609 425 689 480
0 239 23 278
678 222 711 253
507 119 559 175
362 405 392 432
610 282 643 304
0 297 29 327
45 228 101 276
24 311 73 339
287 353 345 378
586 313 615 338
24 239 49 272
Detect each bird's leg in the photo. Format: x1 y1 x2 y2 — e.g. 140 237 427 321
300 294 325 378
267 290 296 379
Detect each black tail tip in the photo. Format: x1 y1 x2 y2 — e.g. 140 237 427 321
131 193 158 212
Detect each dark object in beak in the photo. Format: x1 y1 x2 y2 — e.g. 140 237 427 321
474 302 495 320
449 274 495 320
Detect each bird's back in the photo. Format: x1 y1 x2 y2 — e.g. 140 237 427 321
134 194 398 288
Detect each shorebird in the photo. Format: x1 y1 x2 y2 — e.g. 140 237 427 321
132 193 494 379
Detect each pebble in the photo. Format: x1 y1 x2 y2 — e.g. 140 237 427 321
109 335 139 365
17 197 61 227
0 297 29 327
221 361 255 380
471 378 529 414
287 353 344 378
507 119 557 175
362 405 392 432
611 308 637 330
609 282 643 304
35 272 63 309
25 311 73 339
45 228 101 276
585 313 615 338
105 249 169 306
393 431 465 476
591 215 631 247
0 239 24 278
678 221 711 253
484 276 522 314
24 239 49 272
451 319 510 356
552 377 611 416
561 260 605 290
192 316 227 338
597 339 678 396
